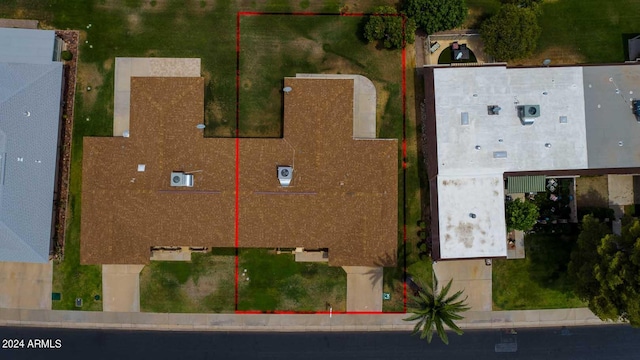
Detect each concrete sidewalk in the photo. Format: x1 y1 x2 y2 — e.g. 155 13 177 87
0 307 611 332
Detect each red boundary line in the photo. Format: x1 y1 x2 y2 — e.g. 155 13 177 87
234 11 241 311
234 11 408 315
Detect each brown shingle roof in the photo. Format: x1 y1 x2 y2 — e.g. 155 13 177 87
81 76 397 266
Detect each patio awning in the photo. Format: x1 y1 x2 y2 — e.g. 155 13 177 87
507 175 546 194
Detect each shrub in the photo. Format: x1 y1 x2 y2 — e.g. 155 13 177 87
61 50 73 61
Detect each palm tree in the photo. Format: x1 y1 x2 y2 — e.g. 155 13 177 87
404 276 470 344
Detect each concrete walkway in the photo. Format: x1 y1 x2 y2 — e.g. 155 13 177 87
342 266 382 312
0 307 611 332
102 265 145 312
0 261 52 310
608 174 634 219
433 260 492 312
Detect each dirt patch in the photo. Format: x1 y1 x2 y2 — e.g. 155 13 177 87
144 49 159 57
103 58 114 72
183 274 220 299
291 38 324 64
206 100 226 122
76 62 104 110
576 176 609 208
512 46 586 66
320 54 362 74
376 85 390 130
127 13 142 34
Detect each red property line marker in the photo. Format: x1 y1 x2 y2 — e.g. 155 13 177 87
234 11 241 312
401 16 408 313
235 11 408 314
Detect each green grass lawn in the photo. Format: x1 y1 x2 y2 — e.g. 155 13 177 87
140 251 236 313
493 233 586 310
239 15 402 137
538 0 640 63
238 249 346 312
466 0 640 63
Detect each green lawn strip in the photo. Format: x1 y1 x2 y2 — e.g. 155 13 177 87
238 249 346 312
51 65 113 310
467 0 640 63
239 15 401 137
538 0 640 62
140 252 236 313
492 233 586 310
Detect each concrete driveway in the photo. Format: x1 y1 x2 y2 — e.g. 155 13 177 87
102 265 144 312
0 261 52 309
433 259 492 311
343 266 383 312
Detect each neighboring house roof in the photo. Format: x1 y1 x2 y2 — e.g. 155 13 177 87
583 65 640 169
0 28 57 64
426 63 640 260
433 66 589 177
81 77 398 267
0 62 63 263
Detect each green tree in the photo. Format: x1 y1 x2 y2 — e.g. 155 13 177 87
404 277 470 344
480 4 541 61
363 6 415 49
568 215 611 300
404 0 467 35
569 216 640 326
505 198 539 232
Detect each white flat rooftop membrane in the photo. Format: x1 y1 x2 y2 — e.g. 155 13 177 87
434 66 588 176
437 174 507 259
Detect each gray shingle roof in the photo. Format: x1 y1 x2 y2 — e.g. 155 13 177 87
583 65 640 169
0 60 63 263
0 28 56 64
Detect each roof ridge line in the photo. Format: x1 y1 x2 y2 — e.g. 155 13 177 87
0 63 61 108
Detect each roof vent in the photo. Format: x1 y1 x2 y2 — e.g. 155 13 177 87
170 172 194 187
493 151 508 159
517 105 540 125
559 116 568 124
277 166 293 187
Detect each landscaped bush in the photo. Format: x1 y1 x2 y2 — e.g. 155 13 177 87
61 50 73 61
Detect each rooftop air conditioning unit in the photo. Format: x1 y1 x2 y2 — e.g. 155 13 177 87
487 105 502 115
517 105 541 125
277 166 293 187
170 172 194 187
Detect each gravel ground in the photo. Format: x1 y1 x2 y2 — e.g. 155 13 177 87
52 30 79 260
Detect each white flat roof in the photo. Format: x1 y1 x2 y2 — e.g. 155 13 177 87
434 66 588 176
437 174 507 259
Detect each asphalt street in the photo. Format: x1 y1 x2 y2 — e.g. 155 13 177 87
1 325 639 360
